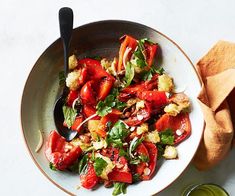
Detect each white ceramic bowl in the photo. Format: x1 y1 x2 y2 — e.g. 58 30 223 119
21 20 204 195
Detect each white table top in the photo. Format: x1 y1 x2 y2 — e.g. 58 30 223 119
1 0 235 195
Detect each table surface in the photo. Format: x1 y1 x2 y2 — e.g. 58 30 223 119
1 0 235 195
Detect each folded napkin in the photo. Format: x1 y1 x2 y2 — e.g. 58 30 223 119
193 41 235 170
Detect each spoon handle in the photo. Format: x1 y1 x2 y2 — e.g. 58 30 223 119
59 7 73 75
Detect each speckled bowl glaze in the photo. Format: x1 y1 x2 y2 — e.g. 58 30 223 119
21 20 204 196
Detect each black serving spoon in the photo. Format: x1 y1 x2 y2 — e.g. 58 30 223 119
53 7 77 141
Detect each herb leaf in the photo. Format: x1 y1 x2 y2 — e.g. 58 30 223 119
124 62 135 87
96 88 126 117
49 162 57 171
132 173 141 183
141 66 164 81
62 105 77 128
94 157 108 176
59 71 66 86
108 121 129 140
119 148 130 159
156 143 165 160
107 121 130 147
78 154 88 174
139 38 156 45
159 129 174 145
129 154 149 165
112 182 127 196
68 160 80 173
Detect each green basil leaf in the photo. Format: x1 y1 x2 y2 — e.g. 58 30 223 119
62 106 77 128
96 88 126 117
106 121 130 148
159 129 174 145
68 160 80 173
112 182 127 196
124 62 135 87
129 159 141 165
49 162 57 171
108 121 130 140
59 71 66 86
106 138 123 148
94 157 108 176
129 154 149 165
156 143 165 160
78 154 88 174
139 38 156 45
132 173 141 183
119 148 130 160
139 154 149 162
141 66 164 81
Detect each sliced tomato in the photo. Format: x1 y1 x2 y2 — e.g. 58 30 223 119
78 58 115 81
77 67 88 86
101 147 119 161
108 170 132 184
142 142 157 180
45 131 82 170
118 74 159 102
97 78 114 101
117 35 138 72
137 90 168 111
155 113 191 144
66 90 78 107
80 163 99 189
144 43 158 67
71 116 84 132
80 81 96 105
83 104 100 120
124 102 151 126
135 143 149 176
96 109 121 137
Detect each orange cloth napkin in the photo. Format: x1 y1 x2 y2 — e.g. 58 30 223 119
193 41 235 170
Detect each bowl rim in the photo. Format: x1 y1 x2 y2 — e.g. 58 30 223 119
20 19 204 196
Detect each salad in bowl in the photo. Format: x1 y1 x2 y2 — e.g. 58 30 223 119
44 35 191 195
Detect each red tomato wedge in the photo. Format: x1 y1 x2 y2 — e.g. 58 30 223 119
78 58 115 81
142 142 158 180
144 42 158 67
80 163 99 189
108 170 132 184
118 74 159 102
97 78 114 101
96 109 121 137
83 104 100 120
117 35 137 72
71 116 84 132
80 81 96 105
66 90 78 107
135 143 150 176
124 102 151 126
155 113 191 144
45 131 82 170
138 91 168 109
